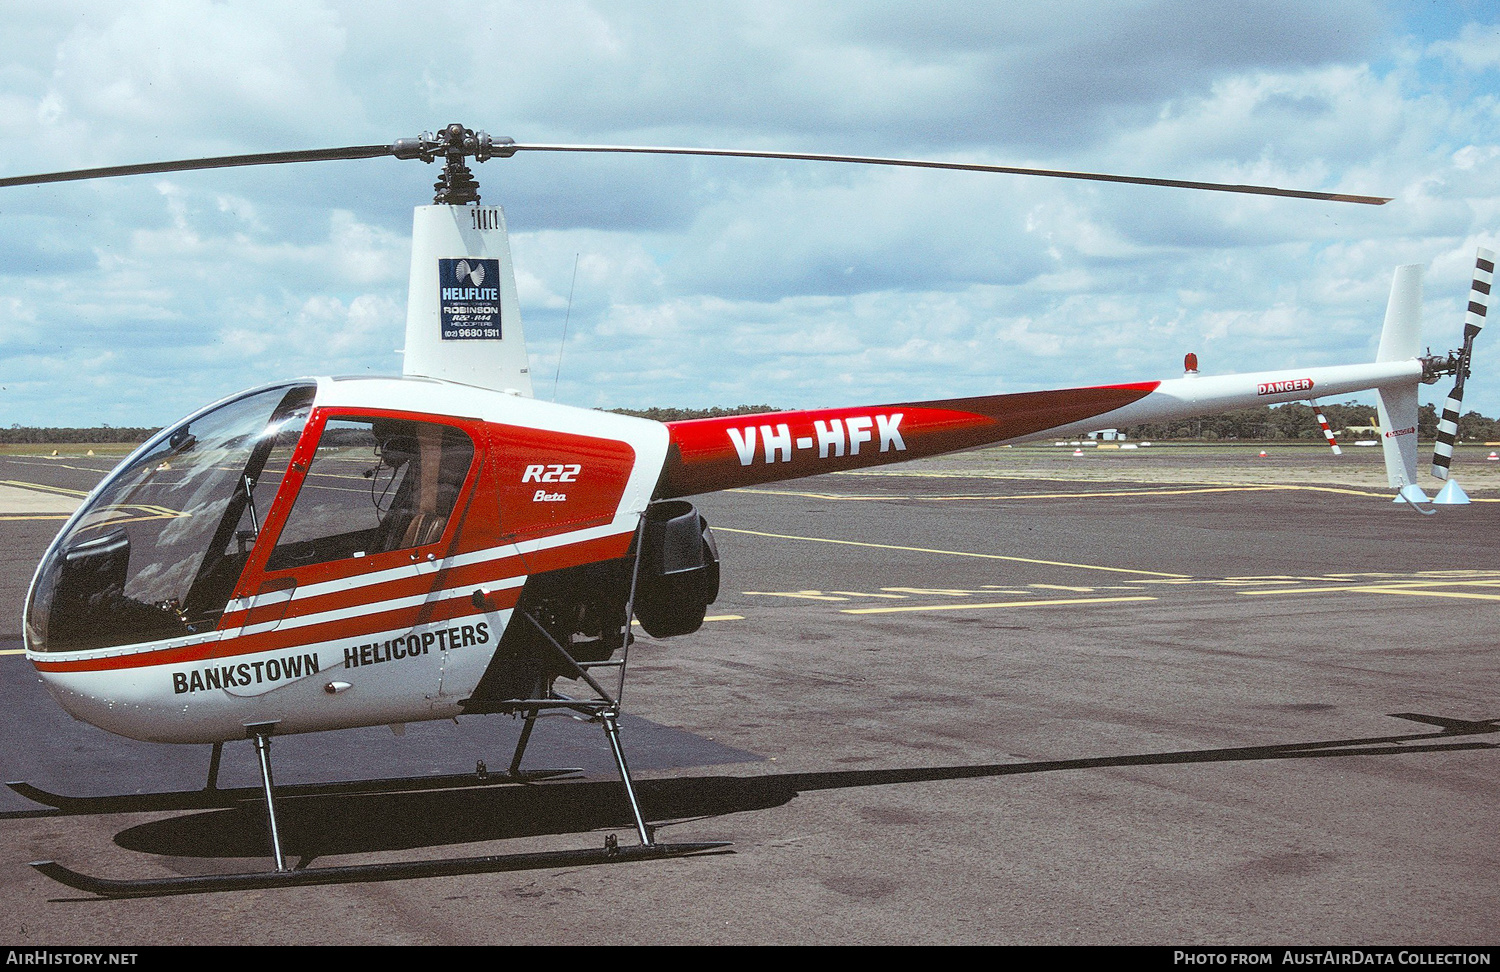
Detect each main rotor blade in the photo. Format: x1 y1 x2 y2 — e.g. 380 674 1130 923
0 145 394 188
0 134 1392 206
506 143 1390 205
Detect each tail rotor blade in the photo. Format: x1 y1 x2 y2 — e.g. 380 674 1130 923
1432 247 1493 480
1433 383 1465 481
1464 247 1494 344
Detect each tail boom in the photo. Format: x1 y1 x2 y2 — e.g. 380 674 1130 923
658 360 1422 497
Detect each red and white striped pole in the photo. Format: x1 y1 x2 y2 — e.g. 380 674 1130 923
1310 399 1342 455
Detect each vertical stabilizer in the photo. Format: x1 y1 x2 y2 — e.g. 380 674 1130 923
402 204 534 396
1376 384 1420 487
1377 264 1423 363
1374 264 1424 488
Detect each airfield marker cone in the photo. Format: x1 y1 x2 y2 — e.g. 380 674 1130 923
1433 479 1471 505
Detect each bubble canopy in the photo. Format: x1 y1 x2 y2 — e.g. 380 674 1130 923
25 382 316 654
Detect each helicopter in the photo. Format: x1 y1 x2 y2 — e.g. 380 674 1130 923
2 122 1486 897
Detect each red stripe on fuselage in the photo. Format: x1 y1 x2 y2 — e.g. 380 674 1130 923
30 586 518 675
216 532 631 631
659 382 1158 496
30 530 633 674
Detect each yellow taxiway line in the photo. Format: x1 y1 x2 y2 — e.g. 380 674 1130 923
737 481 1500 502
841 595 1157 615
734 485 1330 502
0 480 90 498
1241 580 1500 601
714 527 1190 578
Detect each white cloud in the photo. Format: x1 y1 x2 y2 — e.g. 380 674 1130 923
1429 21 1500 72
38 2 360 153
1 1 1499 431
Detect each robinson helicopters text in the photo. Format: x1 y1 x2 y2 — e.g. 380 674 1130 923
4 123 1482 897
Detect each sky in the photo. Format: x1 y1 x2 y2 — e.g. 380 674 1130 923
1 1 1498 428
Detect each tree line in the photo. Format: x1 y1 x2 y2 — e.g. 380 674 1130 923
3 401 1495 444
609 401 1500 442
0 409 782 442
1121 401 1500 442
607 404 779 422
1 425 159 444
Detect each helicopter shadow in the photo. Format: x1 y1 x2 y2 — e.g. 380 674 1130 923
113 712 1498 862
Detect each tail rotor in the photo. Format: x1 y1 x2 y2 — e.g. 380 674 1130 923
1431 247 1494 480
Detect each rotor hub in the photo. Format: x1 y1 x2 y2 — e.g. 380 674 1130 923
391 123 516 205
1421 348 1471 384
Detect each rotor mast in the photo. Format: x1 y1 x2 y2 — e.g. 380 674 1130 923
392 123 517 205
393 124 534 396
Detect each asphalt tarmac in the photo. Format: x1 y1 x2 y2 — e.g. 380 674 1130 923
0 452 1496 945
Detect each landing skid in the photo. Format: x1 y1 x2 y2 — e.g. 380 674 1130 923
32 838 731 899
7 766 580 814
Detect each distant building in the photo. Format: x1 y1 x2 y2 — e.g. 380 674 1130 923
1088 429 1127 441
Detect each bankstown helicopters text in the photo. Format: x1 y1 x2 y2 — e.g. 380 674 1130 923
169 622 492 695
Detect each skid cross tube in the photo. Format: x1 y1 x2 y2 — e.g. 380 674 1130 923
507 520 659 847
508 709 540 777
206 741 223 791
246 722 287 872
500 678 583 781
603 712 653 845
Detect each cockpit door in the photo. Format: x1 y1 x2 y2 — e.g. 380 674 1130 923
222 408 485 700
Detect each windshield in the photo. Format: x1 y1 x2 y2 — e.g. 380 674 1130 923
25 383 315 653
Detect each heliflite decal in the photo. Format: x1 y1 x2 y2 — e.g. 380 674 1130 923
438 257 502 340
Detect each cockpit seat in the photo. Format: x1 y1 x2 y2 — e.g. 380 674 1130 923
381 512 447 552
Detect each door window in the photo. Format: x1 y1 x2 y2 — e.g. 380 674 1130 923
266 417 475 571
